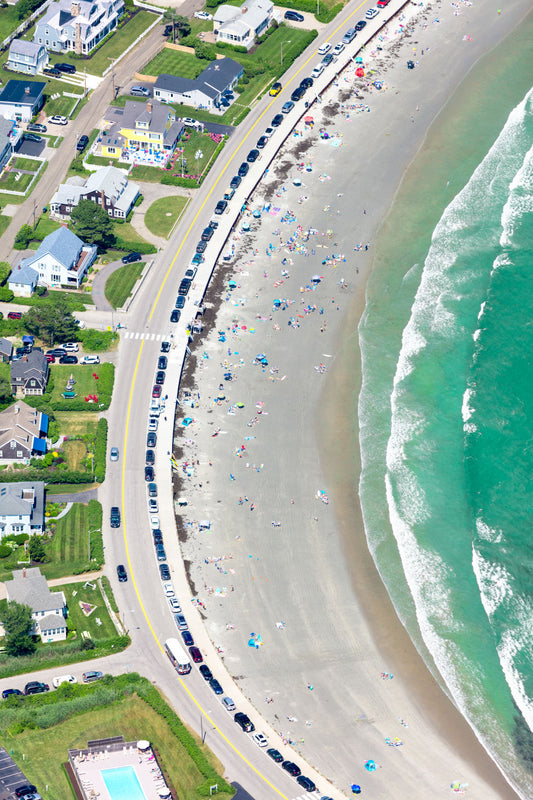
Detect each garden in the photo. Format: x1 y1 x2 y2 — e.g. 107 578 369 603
130 129 226 187
48 363 115 411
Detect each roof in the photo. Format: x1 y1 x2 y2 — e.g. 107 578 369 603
0 338 12 358
10 349 49 384
105 100 174 135
51 165 139 210
0 80 45 107
0 401 42 452
39 612 67 631
5 567 65 615
0 482 45 525
38 0 123 43
9 262 38 286
29 227 83 269
215 0 273 31
155 59 243 101
8 39 44 59
0 117 14 154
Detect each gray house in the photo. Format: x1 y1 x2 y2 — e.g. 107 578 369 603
8 263 39 297
10 349 49 397
0 339 12 363
0 80 46 123
5 567 67 642
154 58 243 111
0 401 48 461
7 40 48 75
0 482 45 538
50 165 140 220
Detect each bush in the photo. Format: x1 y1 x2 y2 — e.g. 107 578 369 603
0 287 14 303
14 224 33 250
113 237 157 255
78 328 117 352
0 262 11 286
134 194 144 207
93 418 107 483
0 545 11 558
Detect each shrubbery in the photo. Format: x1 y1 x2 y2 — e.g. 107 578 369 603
0 545 11 558
113 237 157 255
93 419 107 483
78 328 117 352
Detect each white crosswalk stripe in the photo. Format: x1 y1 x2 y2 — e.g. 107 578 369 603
124 331 167 341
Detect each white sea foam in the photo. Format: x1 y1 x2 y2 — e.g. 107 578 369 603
462 387 475 422
477 301 486 320
498 617 533 733
500 142 533 247
475 517 502 543
472 545 511 616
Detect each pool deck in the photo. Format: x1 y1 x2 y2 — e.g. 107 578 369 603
70 740 171 800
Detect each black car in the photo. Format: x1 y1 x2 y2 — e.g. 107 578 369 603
155 370 165 385
234 711 255 732
110 506 120 528
175 295 185 310
76 134 89 152
59 355 78 364
209 678 223 695
256 135 268 149
23 133 42 143
214 200 227 215
2 688 23 699
271 114 284 127
322 53 334 66
208 220 218 229
297 776 316 792
178 278 191 296
291 86 306 102
145 449 155 465
144 466 154 481
247 149 260 163
122 251 141 264
27 123 46 133
199 664 213 681
159 563 171 580
55 62 76 73
229 177 242 191
161 341 171 353
238 162 249 178
43 67 61 77
300 77 314 89
181 630 194 647
282 761 301 777
148 482 157 497
147 431 157 447
117 564 127 582
24 681 49 695
201 226 215 242
170 309 181 323
267 748 284 763
284 9 304 20
355 19 367 30
152 529 163 544
196 241 207 254
157 356 167 370
15 786 37 798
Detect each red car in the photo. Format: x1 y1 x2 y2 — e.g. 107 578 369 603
377 0 390 5
7 311 21 320
189 646 203 663
152 384 162 398
45 354 55 363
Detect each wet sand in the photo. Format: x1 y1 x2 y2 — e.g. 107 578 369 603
172 1 531 797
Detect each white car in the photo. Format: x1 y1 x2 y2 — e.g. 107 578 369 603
150 515 160 529
163 581 175 598
148 417 158 432
311 64 324 79
149 498 158 513
81 355 100 364
169 597 181 612
366 6 379 18
252 732 268 747
52 674 77 688
318 41 331 55
332 42 345 55
264 127 274 138
194 10 212 19
64 342 79 352
49 115 68 125
181 117 198 127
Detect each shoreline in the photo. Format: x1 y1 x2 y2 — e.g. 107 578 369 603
173 1 532 796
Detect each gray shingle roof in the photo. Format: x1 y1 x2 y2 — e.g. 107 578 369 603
0 80 45 107
9 39 43 59
155 58 243 101
39 612 67 631
0 401 41 451
5 567 65 615
0 339 12 359
10 349 48 387
9 263 38 287
0 482 45 526
32 227 83 268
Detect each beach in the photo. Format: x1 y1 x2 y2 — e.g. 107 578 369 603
172 1 532 797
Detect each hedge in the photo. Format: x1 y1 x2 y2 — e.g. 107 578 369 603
88 499 104 565
0 635 130 680
113 237 157 255
93 418 107 483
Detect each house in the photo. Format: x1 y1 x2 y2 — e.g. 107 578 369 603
10 349 49 397
50 165 140 220
0 401 48 461
7 40 48 75
0 116 22 172
99 100 183 163
34 0 124 55
8 263 39 297
0 339 12 363
154 58 244 111
12 227 97 291
214 0 274 49
0 81 46 123
5 567 67 642
0 482 45 538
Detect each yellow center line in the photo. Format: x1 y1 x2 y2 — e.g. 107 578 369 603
122 1 369 791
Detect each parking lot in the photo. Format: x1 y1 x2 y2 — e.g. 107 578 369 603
0 747 32 800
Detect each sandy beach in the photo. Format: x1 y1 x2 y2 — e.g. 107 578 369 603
171 1 531 797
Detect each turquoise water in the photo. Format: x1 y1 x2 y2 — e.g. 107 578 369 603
102 766 147 800
358 13 533 798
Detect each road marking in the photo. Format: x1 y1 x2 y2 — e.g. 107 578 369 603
120 0 369 794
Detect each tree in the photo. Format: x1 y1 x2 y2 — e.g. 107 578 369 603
71 199 115 248
28 534 47 563
0 599 36 656
25 298 79 345
0 374 12 403
162 11 191 42
194 40 216 61
14 224 34 250
0 287 14 303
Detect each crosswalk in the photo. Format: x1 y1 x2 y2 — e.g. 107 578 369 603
291 794 314 800
123 331 168 341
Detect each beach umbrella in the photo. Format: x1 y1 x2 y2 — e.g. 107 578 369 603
355 56 363 63
304 116 314 123
311 275 323 283
236 402 244 408
364 760 376 772
351 786 361 795
293 177 302 186
356 67 365 77
182 417 193 426
253 209 261 218
228 280 237 288
137 740 150 751
373 81 382 90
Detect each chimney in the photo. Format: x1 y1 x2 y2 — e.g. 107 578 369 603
23 355 27 362
147 101 152 114
100 189 105 207
71 0 80 15
25 86 30 94
14 405 19 414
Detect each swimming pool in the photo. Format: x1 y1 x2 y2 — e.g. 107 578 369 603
101 766 147 800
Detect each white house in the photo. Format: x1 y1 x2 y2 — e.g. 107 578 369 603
213 0 274 49
0 481 45 538
7 40 48 76
12 226 97 290
154 58 243 111
50 165 140 220
0 81 46 124
34 0 125 55
5 567 68 643
8 263 38 297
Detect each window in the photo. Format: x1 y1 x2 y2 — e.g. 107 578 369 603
17 452 22 458
51 274 61 283
107 146 115 154
10 441 15 449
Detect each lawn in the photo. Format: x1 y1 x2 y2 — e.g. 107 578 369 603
144 195 188 238
47 482 98 495
16 289 91 312
0 5 22 43
60 581 118 640
13 157 39 172
111 218 151 245
0 216 10 237
39 503 94 580
45 94 80 118
0 170 34 193
54 411 99 437
143 48 207 80
130 129 223 183
6 689 232 800
49 363 114 408
105 262 145 309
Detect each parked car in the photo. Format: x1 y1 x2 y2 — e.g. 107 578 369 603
318 41 331 54
263 127 274 137
82 670 103 683
54 62 76 73
300 77 313 89
199 664 213 681
209 678 223 695
148 417 158 432
252 732 268 747
376 0 391 6
131 85 150 96
7 311 21 319
159 563 170 580
49 115 68 125
222 696 235 711
76 134 89 151
178 278 191 296
238 162 249 178
45 354 55 363
27 123 47 133
15 786 37 798
267 747 283 762
52 674 77 688
81 354 100 364
214 200 227 215
282 761 301 777
333 41 345 55
110 506 121 528
170 309 181 323
229 175 241 189
196 241 207 253
256 135 268 149
117 564 127 582
175 296 185 310
149 514 159 529
247 149 260 163
64 342 79 351
291 86 305 103
284 10 304 21
43 67 61 77
366 6 379 17
157 356 167 370
342 27 357 44
189 646 203 663
59 355 78 364
174 613 187 629
269 81 282 96
322 53 334 66
181 117 198 127
145 449 155 465
297 776 316 792
2 688 23 699
155 370 165 385
152 384 162 399
22 133 42 143
355 19 367 30
24 681 49 695
153 529 163 545
185 267 197 280
168 597 181 612
191 253 204 265
181 630 194 647
271 114 284 127
194 10 212 19
311 64 324 79
121 251 141 264
282 101 294 114
155 543 166 561
145 466 154 481
234 712 254 732
46 347 66 357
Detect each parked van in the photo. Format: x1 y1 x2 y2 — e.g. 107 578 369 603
82 670 103 683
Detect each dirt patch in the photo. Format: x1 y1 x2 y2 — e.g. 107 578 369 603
62 439 87 471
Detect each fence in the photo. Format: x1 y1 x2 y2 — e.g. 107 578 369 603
102 10 162 76
1 0 55 51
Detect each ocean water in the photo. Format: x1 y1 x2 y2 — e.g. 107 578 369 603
358 13 533 798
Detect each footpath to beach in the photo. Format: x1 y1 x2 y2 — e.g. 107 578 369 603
169 1 531 798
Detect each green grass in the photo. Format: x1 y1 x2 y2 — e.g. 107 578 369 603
45 94 80 118
49 362 114 407
6 690 232 800
39 504 94 580
54 411 99 437
16 289 91 311
47 482 98 494
60 581 117 640
111 218 150 244
0 5 22 42
13 157 39 172
104 262 145 309
0 170 34 192
144 195 188 238
0 216 10 237
143 48 207 79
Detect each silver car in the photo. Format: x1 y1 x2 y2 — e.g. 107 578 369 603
110 447 119 461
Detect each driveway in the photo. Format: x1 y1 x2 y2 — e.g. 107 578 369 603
204 121 235 137
47 488 99 503
15 139 46 157
91 259 126 312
